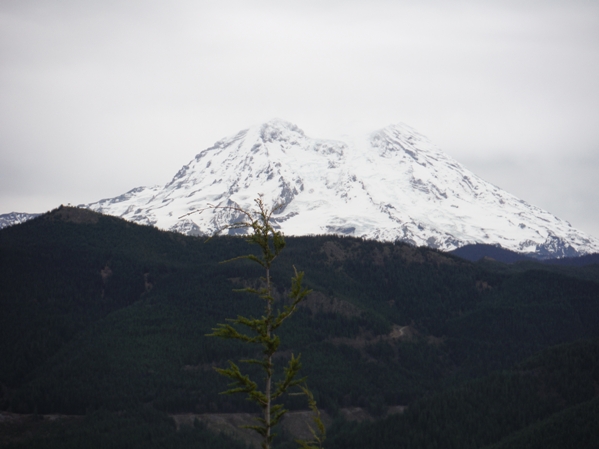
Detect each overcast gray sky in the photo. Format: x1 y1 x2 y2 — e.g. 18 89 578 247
1 0 598 238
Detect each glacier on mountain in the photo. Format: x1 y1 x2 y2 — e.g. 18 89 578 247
0 212 41 230
81 119 599 259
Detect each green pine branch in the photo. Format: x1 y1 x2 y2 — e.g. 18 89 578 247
193 196 324 449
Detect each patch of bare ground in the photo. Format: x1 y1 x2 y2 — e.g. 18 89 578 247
171 409 333 448
476 280 492 291
299 291 361 318
339 405 407 422
0 411 82 445
386 324 416 341
172 406 407 447
330 324 419 349
280 409 332 441
172 412 263 448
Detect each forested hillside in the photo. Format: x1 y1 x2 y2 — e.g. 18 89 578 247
1 206 598 448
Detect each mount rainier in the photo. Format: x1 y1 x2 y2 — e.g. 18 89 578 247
2 119 597 258
76 119 598 259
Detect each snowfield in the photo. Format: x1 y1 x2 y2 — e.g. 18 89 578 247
82 119 599 258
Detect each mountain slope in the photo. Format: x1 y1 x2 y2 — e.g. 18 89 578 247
0 212 40 230
83 119 599 258
2 210 599 448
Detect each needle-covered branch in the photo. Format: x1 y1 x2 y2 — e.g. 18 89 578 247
207 322 259 343
195 196 324 449
215 361 266 404
273 268 312 330
273 354 306 400
295 385 327 449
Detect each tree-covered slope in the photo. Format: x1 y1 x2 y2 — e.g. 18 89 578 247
1 206 598 447
325 339 599 449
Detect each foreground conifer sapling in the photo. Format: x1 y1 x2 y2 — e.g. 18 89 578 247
186 196 325 449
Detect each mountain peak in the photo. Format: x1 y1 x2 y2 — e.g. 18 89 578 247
370 122 442 160
257 119 306 145
376 121 419 136
260 118 304 134
75 120 599 259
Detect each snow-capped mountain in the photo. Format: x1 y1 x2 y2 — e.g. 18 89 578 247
0 212 40 230
80 119 598 258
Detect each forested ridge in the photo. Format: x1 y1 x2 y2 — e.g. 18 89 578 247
1 206 598 448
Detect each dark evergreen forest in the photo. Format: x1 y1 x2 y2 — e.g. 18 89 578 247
1 206 598 448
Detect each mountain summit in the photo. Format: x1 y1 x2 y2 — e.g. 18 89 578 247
82 119 599 258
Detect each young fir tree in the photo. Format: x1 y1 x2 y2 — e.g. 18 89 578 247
194 197 325 449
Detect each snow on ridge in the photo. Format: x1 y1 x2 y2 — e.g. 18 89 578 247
77 119 599 258
0 212 41 229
